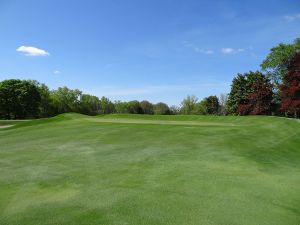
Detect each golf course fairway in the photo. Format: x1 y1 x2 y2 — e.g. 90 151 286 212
0 113 299 225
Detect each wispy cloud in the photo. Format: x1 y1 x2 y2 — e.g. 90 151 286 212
195 48 214 54
221 48 234 54
221 48 244 54
284 13 300 22
16 45 49 56
53 70 61 75
183 41 214 55
184 42 246 55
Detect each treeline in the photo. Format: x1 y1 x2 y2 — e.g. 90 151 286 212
0 38 299 119
0 79 222 119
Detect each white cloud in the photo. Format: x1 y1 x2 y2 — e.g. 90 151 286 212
284 13 300 22
183 41 214 54
221 48 234 54
221 48 244 54
16 45 49 56
182 40 193 48
53 70 61 74
195 48 214 54
203 50 214 54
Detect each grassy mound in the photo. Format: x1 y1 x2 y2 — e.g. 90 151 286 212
0 114 299 225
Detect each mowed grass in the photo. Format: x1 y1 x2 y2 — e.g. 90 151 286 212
0 113 300 225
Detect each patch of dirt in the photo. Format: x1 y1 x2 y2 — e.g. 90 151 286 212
0 125 14 129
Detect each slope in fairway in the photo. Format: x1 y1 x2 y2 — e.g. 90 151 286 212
0 114 300 225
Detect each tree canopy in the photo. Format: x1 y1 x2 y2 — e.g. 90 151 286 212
280 54 300 117
203 96 219 115
0 79 41 119
180 95 198 115
261 38 300 85
153 102 170 115
227 71 273 115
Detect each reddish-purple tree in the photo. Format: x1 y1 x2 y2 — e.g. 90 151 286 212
237 79 273 115
280 54 300 118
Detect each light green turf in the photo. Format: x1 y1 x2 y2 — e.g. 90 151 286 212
0 113 300 225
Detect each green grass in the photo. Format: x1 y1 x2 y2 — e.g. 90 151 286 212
0 113 300 225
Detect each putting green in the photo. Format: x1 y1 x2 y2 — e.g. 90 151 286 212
0 113 299 225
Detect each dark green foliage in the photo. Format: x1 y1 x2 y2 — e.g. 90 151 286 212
226 74 248 114
51 87 82 114
153 102 170 115
127 100 143 114
28 80 55 117
79 94 100 115
0 79 41 119
0 81 103 118
114 100 149 114
114 101 130 113
140 100 154 114
227 71 272 115
202 95 219 114
100 96 115 114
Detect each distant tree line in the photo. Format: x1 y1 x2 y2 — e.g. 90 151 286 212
0 38 299 119
0 79 223 119
0 81 175 119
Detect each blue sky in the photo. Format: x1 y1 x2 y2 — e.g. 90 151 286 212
0 0 300 105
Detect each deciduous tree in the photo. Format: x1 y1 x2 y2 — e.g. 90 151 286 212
0 79 41 119
180 95 198 114
140 100 154 114
227 71 271 115
237 78 273 115
127 100 142 114
280 54 300 118
154 102 170 115
203 95 219 114
100 96 114 114
80 94 100 115
51 87 82 114
261 38 300 85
